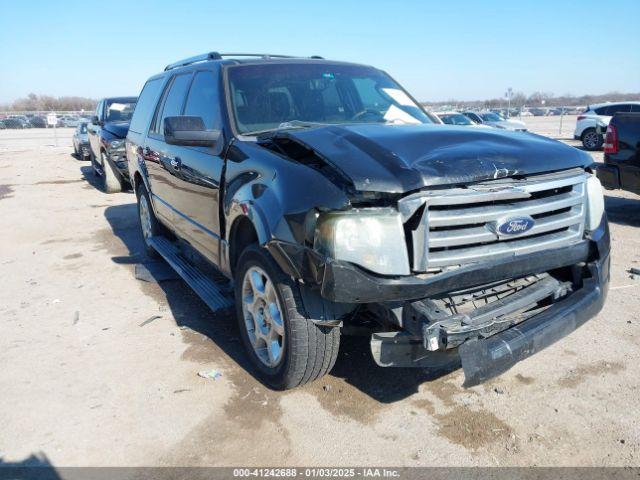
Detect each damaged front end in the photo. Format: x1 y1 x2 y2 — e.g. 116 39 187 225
266 161 610 386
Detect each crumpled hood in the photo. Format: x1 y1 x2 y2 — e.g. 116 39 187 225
278 124 592 193
103 122 130 139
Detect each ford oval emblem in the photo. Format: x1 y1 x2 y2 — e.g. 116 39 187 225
496 216 535 236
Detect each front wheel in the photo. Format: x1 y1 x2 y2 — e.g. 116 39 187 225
582 128 603 151
100 151 123 193
235 245 340 390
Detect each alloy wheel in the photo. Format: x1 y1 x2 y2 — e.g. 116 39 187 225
241 266 286 367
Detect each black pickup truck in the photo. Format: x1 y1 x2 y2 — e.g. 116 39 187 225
126 52 610 390
88 96 137 192
597 113 640 195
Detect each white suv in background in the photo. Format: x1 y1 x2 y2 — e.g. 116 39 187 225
574 102 640 150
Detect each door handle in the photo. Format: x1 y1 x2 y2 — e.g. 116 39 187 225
170 158 182 170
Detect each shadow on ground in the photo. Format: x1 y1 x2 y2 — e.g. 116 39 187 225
102 202 456 404
605 193 640 227
80 165 133 194
0 453 61 480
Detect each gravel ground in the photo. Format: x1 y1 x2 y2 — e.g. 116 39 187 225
0 123 638 468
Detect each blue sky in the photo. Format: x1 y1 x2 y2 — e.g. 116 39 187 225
0 0 638 102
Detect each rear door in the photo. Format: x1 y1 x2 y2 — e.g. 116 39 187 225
167 69 226 264
143 72 193 228
126 76 165 193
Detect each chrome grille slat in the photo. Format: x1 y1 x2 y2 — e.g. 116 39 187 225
429 188 584 227
399 170 588 270
429 205 584 248
427 229 583 268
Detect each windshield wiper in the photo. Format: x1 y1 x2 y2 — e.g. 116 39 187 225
244 120 326 137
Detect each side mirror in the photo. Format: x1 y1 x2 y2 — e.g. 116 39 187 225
164 116 219 147
91 115 100 126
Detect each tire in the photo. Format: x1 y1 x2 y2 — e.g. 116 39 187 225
235 244 340 390
582 128 603 151
100 151 123 193
136 183 162 258
73 143 78 157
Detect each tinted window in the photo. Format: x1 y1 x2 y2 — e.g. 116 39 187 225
605 104 631 115
227 63 432 134
183 71 221 130
154 73 192 134
105 99 137 122
631 105 640 113
129 78 163 133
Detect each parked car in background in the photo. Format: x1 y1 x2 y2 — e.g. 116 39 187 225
87 96 137 192
596 113 640 196
0 120 5 129
59 116 81 128
127 52 608 390
72 122 90 159
528 108 547 116
28 116 47 128
574 102 640 151
3 117 30 129
463 111 527 131
436 111 488 127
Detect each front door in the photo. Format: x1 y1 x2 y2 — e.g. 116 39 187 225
160 70 225 264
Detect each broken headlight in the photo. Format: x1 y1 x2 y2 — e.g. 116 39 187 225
585 174 605 233
314 209 410 276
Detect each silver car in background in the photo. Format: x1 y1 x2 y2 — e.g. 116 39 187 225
463 111 528 131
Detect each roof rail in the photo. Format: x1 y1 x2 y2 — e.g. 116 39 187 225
164 52 324 71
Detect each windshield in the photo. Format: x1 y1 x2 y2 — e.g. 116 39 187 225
227 63 433 135
105 99 137 122
480 112 503 122
79 123 87 134
439 113 473 126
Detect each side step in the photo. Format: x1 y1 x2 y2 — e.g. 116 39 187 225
148 236 234 311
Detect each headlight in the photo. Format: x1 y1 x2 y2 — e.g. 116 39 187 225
585 174 605 233
314 209 410 276
109 139 124 149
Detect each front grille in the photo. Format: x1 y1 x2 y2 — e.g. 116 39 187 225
400 169 587 271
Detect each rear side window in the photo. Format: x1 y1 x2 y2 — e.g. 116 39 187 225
129 78 163 134
593 106 607 115
152 73 193 135
183 71 221 130
606 104 631 115
631 105 640 113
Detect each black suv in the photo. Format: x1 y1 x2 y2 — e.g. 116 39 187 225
88 96 137 192
127 52 610 390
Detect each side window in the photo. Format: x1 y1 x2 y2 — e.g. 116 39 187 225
613 104 631 115
129 78 163 134
183 71 221 130
152 73 193 135
594 107 607 115
95 100 103 120
630 104 640 113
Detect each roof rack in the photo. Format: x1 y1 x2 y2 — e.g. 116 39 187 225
164 52 324 71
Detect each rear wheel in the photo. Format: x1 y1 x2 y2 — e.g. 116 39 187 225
582 128 603 151
136 183 162 258
235 245 340 390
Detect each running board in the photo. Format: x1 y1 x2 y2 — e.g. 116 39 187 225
148 236 233 311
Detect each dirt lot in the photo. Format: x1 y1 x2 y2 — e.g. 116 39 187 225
1 119 639 467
